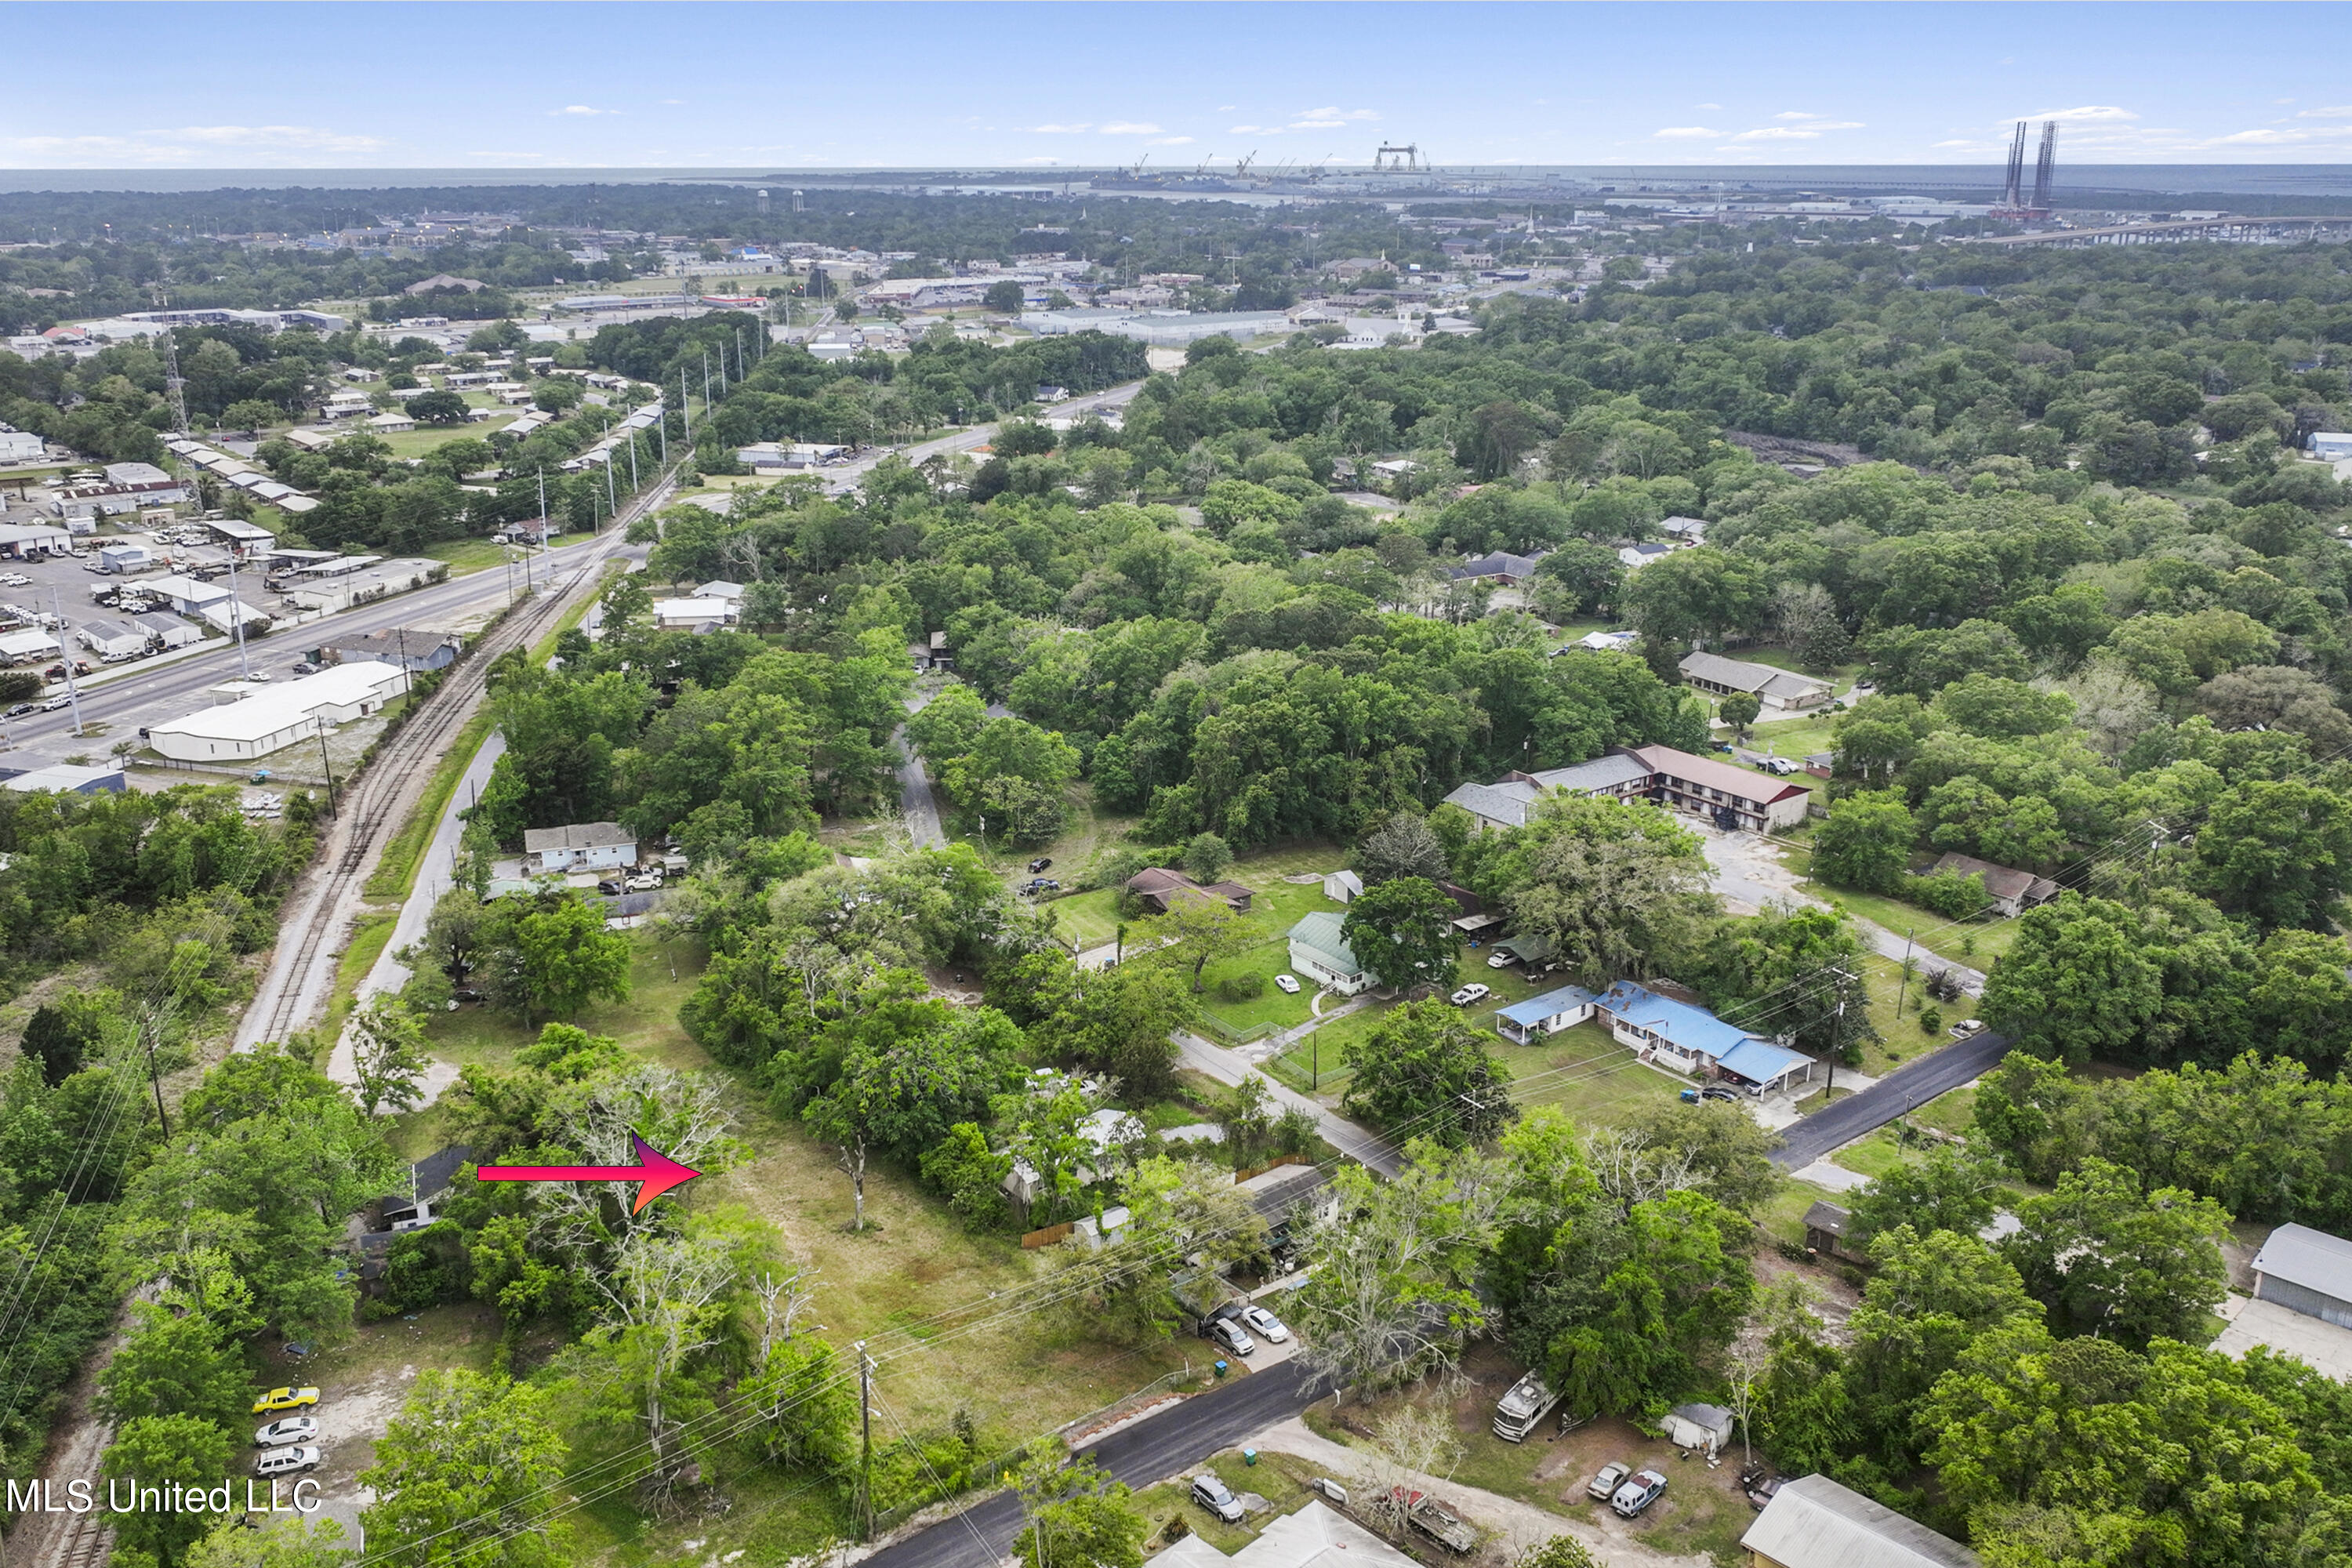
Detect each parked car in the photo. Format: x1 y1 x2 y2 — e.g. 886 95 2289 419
596 879 625 896
1486 951 1515 968
254 1417 319 1448
1609 1470 1668 1519
1448 983 1490 1007
1585 1462 1632 1502
252 1445 323 1478
1027 857 1053 873
1020 877 1059 895
626 873 662 891
291 661 320 674
1242 1305 1289 1342
1191 1473 1246 1524
1740 1464 1783 1512
1760 757 1797 775
1210 1316 1257 1356
252 1386 319 1414
1949 1018 1985 1038
1273 974 1301 994
1680 1085 1741 1104
4 704 32 719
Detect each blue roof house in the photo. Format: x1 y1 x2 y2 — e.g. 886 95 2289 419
1494 984 1598 1045
1595 980 1816 1096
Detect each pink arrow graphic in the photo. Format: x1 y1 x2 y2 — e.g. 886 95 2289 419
475 1134 702 1214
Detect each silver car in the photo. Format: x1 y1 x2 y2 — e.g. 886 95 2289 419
255 1417 319 1448
1210 1316 1257 1356
1192 1473 1246 1523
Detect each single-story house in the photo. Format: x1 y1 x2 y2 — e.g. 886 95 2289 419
1617 541 1673 571
1155 1501 1417 1568
1742 1474 1981 1568
1449 550 1544 585
282 428 336 453
1494 983 1597 1044
1125 867 1253 916
523 822 637 875
1595 979 1816 1094
1321 869 1363 904
367 412 417 434
1287 911 1371 996
1001 1106 1139 1207
1804 751 1835 779
1660 515 1709 545
1927 851 2059 918
2252 1223 2352 1330
325 626 462 674
695 580 748 602
1240 1161 1339 1231
1679 651 1833 713
653 597 740 631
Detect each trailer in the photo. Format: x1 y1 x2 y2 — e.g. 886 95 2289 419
1491 1370 1560 1443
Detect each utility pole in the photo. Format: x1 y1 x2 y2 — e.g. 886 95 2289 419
49 588 83 737
139 1004 172 1138
857 1340 873 1540
627 429 639 491
314 714 338 817
1893 928 1915 1020
681 368 691 442
224 551 251 680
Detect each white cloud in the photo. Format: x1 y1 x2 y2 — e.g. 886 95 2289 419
1146 135 1194 145
1025 122 1091 133
1229 124 1264 134
1100 122 1162 135
551 104 615 117
2296 105 2352 118
2018 104 2138 122
1774 111 1824 121
1217 104 1236 111
1653 126 1722 139
1290 120 1346 130
1729 122 1861 141
1294 105 1379 122
1693 103 1722 111
660 99 685 107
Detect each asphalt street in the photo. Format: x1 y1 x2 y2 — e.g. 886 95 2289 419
863 1361 1326 1568
1769 1029 2012 1168
0 540 586 768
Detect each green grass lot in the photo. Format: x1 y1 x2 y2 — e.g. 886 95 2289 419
409 928 1211 1564
1775 842 2019 976
1133 1448 1323 1559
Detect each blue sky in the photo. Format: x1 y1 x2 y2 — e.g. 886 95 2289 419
6 2 2352 169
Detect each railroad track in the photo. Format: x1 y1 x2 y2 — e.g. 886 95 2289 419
238 474 678 1049
47 1504 111 1568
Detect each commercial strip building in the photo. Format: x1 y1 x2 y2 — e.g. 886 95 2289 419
1678 650 1834 713
145 660 406 762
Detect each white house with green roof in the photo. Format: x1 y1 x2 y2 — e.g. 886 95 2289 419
1288 911 1372 995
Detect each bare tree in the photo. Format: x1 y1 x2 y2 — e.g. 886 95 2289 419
1581 1127 1703 1212
586 1228 746 1490
1360 1399 1465 1537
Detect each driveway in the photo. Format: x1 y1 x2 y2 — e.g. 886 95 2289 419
1699 828 1985 993
1769 1030 2011 1168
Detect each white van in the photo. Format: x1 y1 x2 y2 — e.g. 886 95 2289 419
253 1445 323 1477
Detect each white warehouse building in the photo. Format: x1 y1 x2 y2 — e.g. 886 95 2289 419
146 661 407 763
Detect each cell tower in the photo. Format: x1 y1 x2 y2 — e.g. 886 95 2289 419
2031 120 2058 210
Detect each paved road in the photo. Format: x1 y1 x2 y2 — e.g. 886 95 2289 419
823 380 1146 495
1770 1030 2011 1168
864 1361 1326 1568
0 539 593 770
1176 1031 1401 1178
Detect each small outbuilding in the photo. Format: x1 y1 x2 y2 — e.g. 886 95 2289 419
1741 1474 1980 1568
1321 869 1363 904
2252 1223 2352 1330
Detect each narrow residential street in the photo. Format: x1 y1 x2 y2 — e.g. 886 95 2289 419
1175 1030 1402 1178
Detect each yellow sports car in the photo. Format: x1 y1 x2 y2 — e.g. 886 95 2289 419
252 1386 320 1414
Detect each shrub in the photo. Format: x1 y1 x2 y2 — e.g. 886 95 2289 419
1918 1005 1944 1036
1903 869 1993 920
1216 971 1266 1003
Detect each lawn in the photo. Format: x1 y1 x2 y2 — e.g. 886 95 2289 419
1807 881 2017 971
